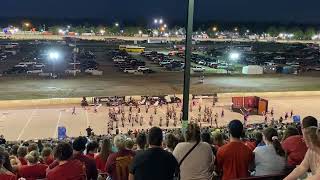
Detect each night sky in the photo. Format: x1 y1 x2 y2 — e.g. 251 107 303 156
0 0 319 23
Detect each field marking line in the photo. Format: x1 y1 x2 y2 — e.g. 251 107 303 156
53 111 62 138
17 109 37 141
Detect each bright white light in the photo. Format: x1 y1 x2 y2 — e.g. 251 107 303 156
58 29 64 34
246 29 250 33
115 23 119 27
175 31 179 35
67 25 71 29
164 24 167 28
120 30 124 33
164 33 169 37
154 19 158 24
138 30 142 34
229 52 240 61
159 19 163 24
49 52 59 60
100 29 105 34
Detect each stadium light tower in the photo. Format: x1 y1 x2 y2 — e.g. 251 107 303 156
227 51 240 74
154 19 158 24
48 51 60 73
115 23 119 27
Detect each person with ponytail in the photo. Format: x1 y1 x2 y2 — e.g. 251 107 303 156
253 127 286 176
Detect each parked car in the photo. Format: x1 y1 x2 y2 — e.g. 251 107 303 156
21 61 37 65
65 69 81 74
192 66 206 72
15 63 28 68
137 66 150 71
197 60 206 65
123 68 138 73
27 69 43 74
4 67 27 74
159 60 171 66
34 63 46 68
69 61 81 65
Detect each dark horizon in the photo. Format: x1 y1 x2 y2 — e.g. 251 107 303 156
1 0 320 24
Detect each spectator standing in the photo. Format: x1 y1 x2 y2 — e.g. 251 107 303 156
18 150 48 179
135 133 147 155
95 138 112 173
86 141 99 159
73 136 98 180
41 147 54 166
164 133 178 153
47 142 86 180
173 123 215 180
17 146 28 166
217 120 253 180
105 134 135 180
253 128 286 176
129 127 178 180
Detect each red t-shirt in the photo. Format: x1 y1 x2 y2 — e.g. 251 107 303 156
18 163 48 180
18 157 28 165
105 149 135 180
46 159 86 180
95 153 108 173
43 155 54 166
217 141 253 180
282 135 308 166
0 172 17 180
86 153 95 159
244 140 256 152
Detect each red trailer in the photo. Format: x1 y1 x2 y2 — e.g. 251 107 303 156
232 96 268 115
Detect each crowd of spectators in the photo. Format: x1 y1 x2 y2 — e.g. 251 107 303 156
0 116 319 180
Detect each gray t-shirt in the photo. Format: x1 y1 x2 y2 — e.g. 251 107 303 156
173 142 214 180
253 144 286 176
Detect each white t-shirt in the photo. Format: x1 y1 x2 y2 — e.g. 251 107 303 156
173 142 214 180
253 144 286 176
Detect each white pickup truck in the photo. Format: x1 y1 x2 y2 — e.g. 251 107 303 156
137 66 150 71
123 68 138 73
192 66 205 72
33 63 46 68
27 69 43 74
65 69 81 74
85 68 103 75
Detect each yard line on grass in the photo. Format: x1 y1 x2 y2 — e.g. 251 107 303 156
53 111 62 138
17 109 37 141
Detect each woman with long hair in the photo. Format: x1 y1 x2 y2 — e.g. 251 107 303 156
95 138 112 173
253 127 286 176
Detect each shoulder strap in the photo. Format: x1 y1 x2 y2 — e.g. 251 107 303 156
178 141 200 167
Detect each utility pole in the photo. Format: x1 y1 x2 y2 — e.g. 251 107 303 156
182 0 195 125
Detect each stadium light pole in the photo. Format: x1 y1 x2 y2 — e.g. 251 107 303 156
182 0 195 124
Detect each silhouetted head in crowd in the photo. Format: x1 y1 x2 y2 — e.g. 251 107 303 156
228 120 243 139
41 147 53 158
185 122 201 142
148 127 163 147
212 131 225 146
201 131 212 144
73 136 88 153
125 138 135 150
282 126 299 141
255 131 263 145
302 116 318 129
303 127 320 151
10 144 19 156
17 146 28 158
165 133 178 151
263 128 285 157
86 141 99 154
114 134 127 150
28 143 39 153
0 147 13 173
136 133 147 150
99 138 112 162
26 150 40 165
54 142 73 161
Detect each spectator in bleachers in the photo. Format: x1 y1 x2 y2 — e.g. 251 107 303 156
217 120 253 180
17 146 28 166
212 131 225 156
129 127 178 180
253 128 286 176
17 150 48 179
86 141 99 159
135 133 146 154
173 123 215 180
73 136 98 180
125 138 135 150
105 134 135 180
0 150 16 180
284 116 319 180
41 147 54 166
47 142 86 180
27 143 38 153
95 138 112 173
201 131 216 154
254 131 265 147
164 133 178 153
281 126 307 168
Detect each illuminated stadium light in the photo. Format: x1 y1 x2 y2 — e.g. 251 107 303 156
229 52 240 61
49 51 60 60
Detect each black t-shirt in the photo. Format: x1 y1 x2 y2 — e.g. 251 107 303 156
130 147 178 180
